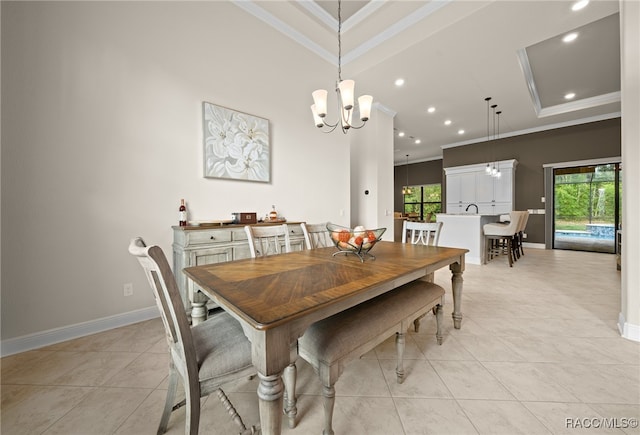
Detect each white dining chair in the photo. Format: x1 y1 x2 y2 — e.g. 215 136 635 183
244 224 291 257
128 237 257 435
401 220 443 332
300 222 333 249
402 220 443 246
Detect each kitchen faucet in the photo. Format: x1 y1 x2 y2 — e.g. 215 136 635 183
465 203 479 214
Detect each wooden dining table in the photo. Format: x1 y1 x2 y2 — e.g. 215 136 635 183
183 241 467 435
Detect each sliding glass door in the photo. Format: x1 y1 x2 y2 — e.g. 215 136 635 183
553 163 621 253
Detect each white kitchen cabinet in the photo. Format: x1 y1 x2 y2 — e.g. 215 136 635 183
493 167 513 202
446 172 477 212
445 160 517 214
475 171 495 203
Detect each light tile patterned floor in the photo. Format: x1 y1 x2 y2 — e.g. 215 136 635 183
2 249 639 434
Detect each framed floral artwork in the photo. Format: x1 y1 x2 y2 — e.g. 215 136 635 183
202 102 270 182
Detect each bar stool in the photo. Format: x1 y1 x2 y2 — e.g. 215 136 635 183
483 211 526 267
515 211 530 259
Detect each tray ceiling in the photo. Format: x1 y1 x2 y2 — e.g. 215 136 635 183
234 0 621 163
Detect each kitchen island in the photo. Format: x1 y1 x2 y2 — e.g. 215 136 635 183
436 213 501 264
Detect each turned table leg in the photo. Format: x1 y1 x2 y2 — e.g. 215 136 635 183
450 262 463 329
257 372 284 435
188 281 208 325
282 363 297 428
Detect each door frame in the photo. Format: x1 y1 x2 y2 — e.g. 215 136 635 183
543 156 621 249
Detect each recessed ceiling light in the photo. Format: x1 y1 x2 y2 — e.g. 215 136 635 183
414 139 421 144
565 92 576 100
398 131 405 137
563 32 578 43
444 120 452 126
395 78 405 87
572 0 589 11
427 107 436 113
458 129 465 135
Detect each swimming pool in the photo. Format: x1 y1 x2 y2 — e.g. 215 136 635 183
555 230 614 240
555 223 615 240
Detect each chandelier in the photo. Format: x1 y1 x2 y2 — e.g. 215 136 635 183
310 0 373 133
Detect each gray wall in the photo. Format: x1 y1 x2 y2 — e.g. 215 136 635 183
393 159 443 212
394 118 621 244
443 118 621 244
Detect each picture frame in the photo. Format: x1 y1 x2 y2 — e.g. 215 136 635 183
202 101 270 182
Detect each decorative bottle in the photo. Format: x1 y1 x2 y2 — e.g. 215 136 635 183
269 205 278 221
179 199 187 226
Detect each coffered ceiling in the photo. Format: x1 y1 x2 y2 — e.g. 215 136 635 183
233 0 621 164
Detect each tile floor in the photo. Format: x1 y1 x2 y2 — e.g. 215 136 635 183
2 248 639 434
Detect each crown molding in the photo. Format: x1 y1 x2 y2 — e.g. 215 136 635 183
296 0 387 33
538 92 621 117
518 47 621 118
440 112 621 151
231 0 337 64
233 0 452 67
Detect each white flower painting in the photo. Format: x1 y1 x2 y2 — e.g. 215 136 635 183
203 102 270 182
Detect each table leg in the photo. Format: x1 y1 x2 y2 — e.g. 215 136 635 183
282 363 297 428
450 262 463 329
190 290 209 326
257 371 284 435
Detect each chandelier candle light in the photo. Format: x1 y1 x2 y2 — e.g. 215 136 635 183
311 0 373 133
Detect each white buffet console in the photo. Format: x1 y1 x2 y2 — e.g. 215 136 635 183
436 214 500 264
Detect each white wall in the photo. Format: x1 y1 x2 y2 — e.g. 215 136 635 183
620 0 640 341
0 2 352 342
350 104 395 236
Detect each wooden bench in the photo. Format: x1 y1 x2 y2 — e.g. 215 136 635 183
284 279 445 434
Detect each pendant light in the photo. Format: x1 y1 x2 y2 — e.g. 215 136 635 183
485 97 492 174
402 154 412 195
494 111 502 178
484 96 504 178
490 104 498 177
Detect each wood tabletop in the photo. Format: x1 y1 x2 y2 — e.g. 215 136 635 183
183 241 467 330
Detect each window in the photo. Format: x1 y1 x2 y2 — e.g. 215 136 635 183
403 184 442 221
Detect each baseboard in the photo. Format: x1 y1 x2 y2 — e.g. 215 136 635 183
522 242 545 249
0 306 160 357
618 312 640 342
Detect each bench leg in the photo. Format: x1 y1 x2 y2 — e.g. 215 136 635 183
322 384 336 435
282 362 297 428
395 331 405 384
435 304 443 345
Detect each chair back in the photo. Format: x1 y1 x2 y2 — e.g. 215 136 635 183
301 222 332 249
509 211 528 233
128 238 198 381
402 221 443 246
518 210 530 232
245 224 291 257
